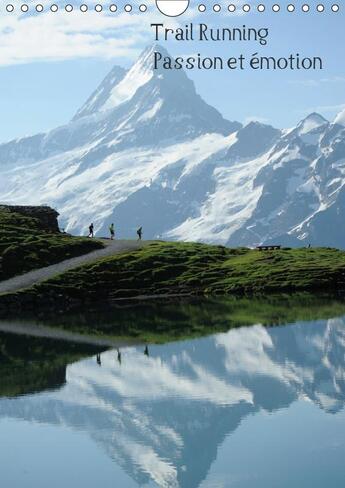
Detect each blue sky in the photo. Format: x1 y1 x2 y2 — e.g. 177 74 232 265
0 3 344 142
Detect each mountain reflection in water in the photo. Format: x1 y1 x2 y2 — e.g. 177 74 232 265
1 306 345 487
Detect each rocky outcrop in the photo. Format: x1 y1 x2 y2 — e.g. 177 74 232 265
0 205 60 232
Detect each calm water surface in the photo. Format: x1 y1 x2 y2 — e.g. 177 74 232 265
1 301 345 487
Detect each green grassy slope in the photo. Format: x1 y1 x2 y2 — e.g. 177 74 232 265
0 208 103 279
0 331 102 397
12 241 345 303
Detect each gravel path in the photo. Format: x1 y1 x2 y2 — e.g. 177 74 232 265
0 239 143 294
0 319 140 348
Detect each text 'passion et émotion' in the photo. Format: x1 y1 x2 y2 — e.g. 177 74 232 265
151 24 323 71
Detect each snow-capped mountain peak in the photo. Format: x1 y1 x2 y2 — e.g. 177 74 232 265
73 44 181 120
94 45 158 113
296 112 328 135
69 43 240 147
73 65 127 120
334 108 345 127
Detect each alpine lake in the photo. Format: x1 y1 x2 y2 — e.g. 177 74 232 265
1 294 345 488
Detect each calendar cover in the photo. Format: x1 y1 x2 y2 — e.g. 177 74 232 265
0 3 345 488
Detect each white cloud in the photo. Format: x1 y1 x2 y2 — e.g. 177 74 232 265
0 9 193 66
321 76 345 83
304 103 345 115
289 76 345 88
0 1 254 67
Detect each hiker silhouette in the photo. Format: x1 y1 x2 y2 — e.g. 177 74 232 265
109 223 115 240
117 349 122 364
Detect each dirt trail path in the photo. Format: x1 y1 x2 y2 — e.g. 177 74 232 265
0 318 140 348
0 239 143 294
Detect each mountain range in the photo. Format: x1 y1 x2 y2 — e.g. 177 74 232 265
1 44 345 248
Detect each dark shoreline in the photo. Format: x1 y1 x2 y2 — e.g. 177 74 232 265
2 292 345 346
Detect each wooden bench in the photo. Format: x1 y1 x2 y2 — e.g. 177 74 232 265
256 245 281 251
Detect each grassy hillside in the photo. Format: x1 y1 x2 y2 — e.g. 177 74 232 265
0 331 102 397
8 241 345 306
0 208 103 279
